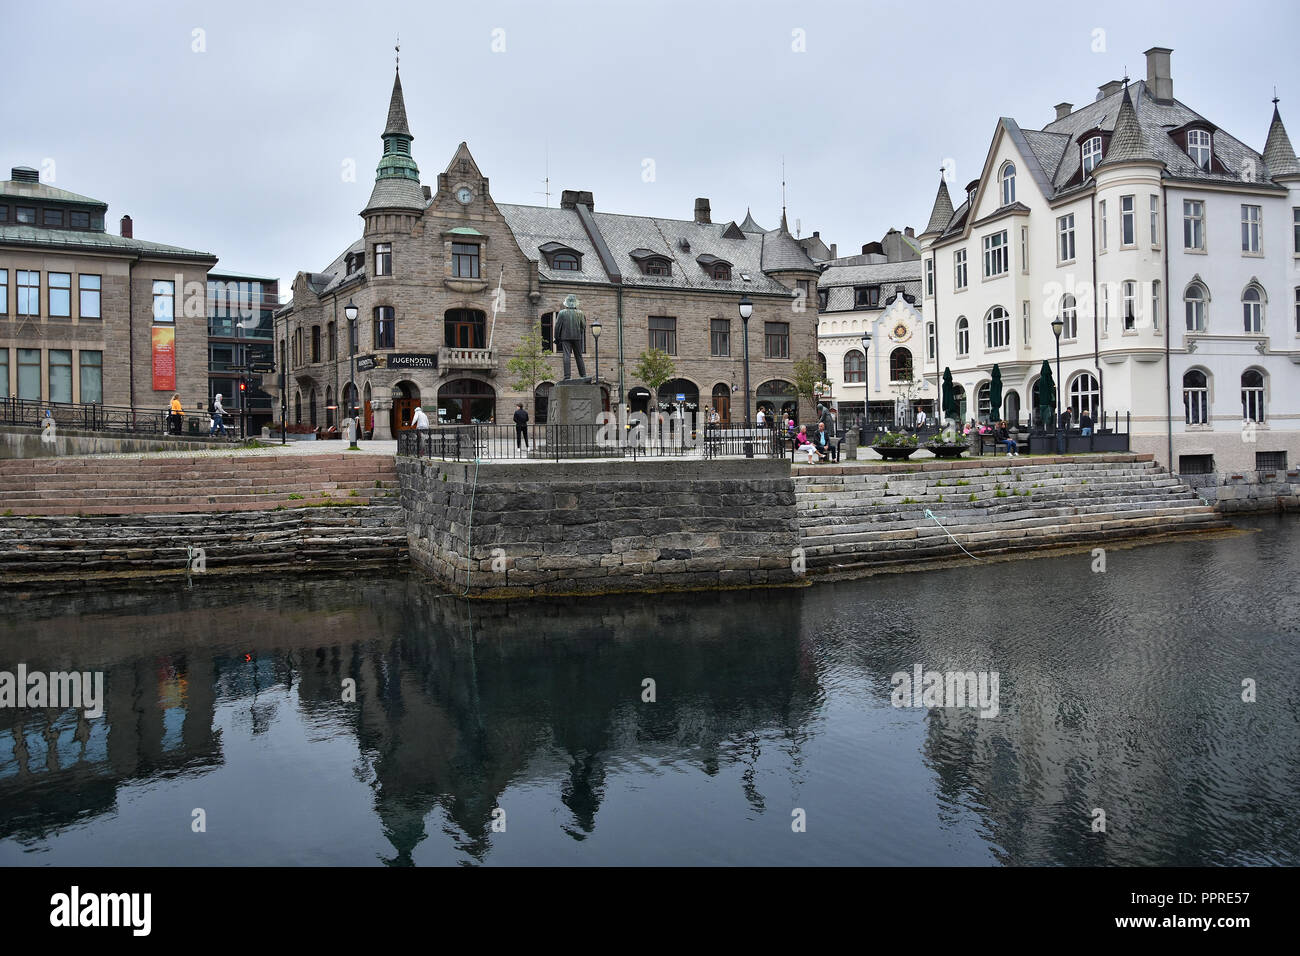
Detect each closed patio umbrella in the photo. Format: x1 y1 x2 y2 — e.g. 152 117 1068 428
1037 359 1055 429
942 367 956 422
989 364 1003 420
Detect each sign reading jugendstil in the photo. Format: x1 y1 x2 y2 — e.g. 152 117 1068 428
356 353 437 372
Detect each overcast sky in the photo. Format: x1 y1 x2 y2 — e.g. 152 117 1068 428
6 0 1298 292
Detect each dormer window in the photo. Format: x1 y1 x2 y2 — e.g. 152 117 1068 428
1082 136 1103 175
696 254 733 281
1187 129 1212 170
854 286 881 309
1000 162 1016 206
539 242 583 272
629 248 672 276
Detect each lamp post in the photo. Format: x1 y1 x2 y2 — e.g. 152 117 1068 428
1051 316 1064 452
860 330 872 434
739 295 753 458
345 299 359 449
591 317 602 386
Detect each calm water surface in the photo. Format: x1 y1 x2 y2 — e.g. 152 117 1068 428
2 516 1297 866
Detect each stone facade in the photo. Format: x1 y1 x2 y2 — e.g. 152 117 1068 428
0 167 216 415
274 71 819 438
1182 467 1300 512
397 457 802 597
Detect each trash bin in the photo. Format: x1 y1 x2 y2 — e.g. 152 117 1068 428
188 419 200 435
845 430 859 461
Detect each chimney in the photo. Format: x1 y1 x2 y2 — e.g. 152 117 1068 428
1145 46 1173 101
904 226 915 238
577 190 594 210
829 243 837 258
421 185 432 200
1097 79 1124 100
812 230 819 238
1054 102 1073 120
560 189 580 210
120 215 133 238
693 197 711 224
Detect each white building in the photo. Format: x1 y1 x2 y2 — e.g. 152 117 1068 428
815 229 929 429
917 46 1300 474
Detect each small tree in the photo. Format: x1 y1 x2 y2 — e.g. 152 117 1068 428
632 348 676 410
506 321 551 415
791 354 821 416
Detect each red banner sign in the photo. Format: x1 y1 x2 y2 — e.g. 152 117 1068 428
152 326 176 391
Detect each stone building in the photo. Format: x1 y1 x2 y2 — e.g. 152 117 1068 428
273 68 820 438
917 46 1300 474
814 229 927 429
0 166 216 416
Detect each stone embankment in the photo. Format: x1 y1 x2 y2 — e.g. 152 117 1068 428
795 454 1232 573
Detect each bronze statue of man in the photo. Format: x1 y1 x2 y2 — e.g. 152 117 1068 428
553 294 588 381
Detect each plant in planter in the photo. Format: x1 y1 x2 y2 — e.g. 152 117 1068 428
924 427 970 459
871 430 920 461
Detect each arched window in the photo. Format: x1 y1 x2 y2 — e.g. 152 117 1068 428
308 387 318 427
889 348 912 382
1060 294 1078 339
294 391 302 425
1187 129 1212 170
1000 162 1016 205
1068 372 1100 419
1242 285 1264 333
956 316 970 357
1241 369 1265 422
373 306 396 349
1183 370 1209 424
984 306 1010 349
843 349 864 383
552 253 579 271
1081 136 1103 175
342 382 358 419
534 382 553 424
712 264 731 280
325 386 334 427
818 352 828 378
1185 283 1207 332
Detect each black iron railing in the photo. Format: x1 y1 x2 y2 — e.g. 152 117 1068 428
0 397 169 433
398 423 785 461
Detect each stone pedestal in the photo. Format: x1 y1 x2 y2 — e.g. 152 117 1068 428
371 398 392 440
548 380 604 457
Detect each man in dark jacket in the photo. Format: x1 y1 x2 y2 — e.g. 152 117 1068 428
513 403 530 449
817 404 839 462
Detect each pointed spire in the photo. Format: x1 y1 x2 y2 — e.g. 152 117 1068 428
1096 86 1157 169
920 175 954 237
780 206 789 234
384 68 411 138
1263 101 1300 179
739 208 766 234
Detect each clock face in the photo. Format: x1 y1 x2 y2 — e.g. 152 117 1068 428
455 187 474 205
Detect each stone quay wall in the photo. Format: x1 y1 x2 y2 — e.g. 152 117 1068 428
397 457 802 597
0 424 220 459
1183 468 1300 513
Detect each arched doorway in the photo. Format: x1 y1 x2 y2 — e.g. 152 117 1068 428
343 382 358 421
363 382 373 434
628 387 651 415
391 380 421 433
1003 390 1021 426
756 379 797 424
444 309 486 348
951 383 967 423
535 382 553 424
657 379 699 413
438 378 495 425
711 383 731 424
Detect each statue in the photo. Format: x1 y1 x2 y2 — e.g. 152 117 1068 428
553 294 589 382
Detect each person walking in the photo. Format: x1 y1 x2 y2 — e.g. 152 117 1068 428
756 407 766 428
209 393 229 437
411 404 429 430
513 402 530 449
915 407 928 431
169 394 184 434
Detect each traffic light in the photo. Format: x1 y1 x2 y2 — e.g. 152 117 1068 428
239 379 248 394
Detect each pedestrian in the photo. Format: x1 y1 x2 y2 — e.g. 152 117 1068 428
513 402 530 448
795 424 818 464
916 407 928 430
708 407 719 426
1080 408 1094 436
411 404 429 430
815 421 838 463
756 407 766 428
169 393 184 434
209 393 229 437
1061 406 1073 430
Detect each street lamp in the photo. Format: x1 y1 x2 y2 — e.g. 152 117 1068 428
345 299 359 449
739 295 754 457
1051 315 1064 451
591 317 602 385
860 330 872 433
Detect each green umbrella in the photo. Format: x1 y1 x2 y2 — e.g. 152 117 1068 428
941 367 956 420
1037 359 1055 427
989 364 1003 419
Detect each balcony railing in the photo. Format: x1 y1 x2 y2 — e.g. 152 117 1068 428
438 346 497 372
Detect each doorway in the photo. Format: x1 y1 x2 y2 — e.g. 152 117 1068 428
390 381 422 434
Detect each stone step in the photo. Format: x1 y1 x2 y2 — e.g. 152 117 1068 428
796 479 1188 506
798 488 1204 526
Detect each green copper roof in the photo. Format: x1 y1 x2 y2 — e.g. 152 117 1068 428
447 226 484 235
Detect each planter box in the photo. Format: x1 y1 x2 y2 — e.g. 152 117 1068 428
925 443 970 459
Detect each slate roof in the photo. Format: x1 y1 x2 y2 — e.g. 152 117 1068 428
760 227 817 272
384 71 411 138
0 223 215 260
1263 105 1300 179
739 209 766 233
362 176 426 213
817 259 922 314
924 80 1294 240
497 204 608 285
